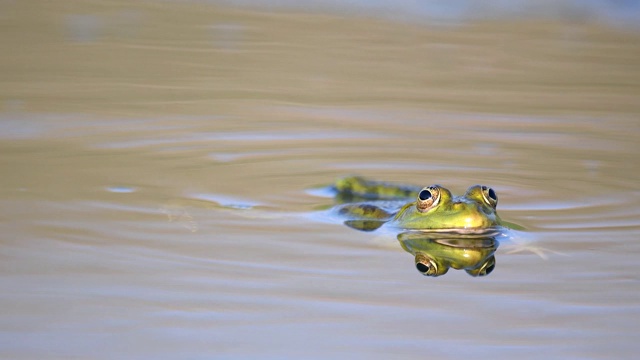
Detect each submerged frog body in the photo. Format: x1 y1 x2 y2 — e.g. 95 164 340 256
334 176 505 231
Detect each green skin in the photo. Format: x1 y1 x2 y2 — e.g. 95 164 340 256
334 176 505 231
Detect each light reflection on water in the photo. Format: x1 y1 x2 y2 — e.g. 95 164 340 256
1 1 640 359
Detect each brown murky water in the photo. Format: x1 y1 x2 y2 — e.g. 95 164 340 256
1 1 640 358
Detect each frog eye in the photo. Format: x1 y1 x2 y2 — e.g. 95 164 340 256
466 256 496 277
415 253 447 276
415 257 438 276
416 260 436 276
417 186 441 213
480 186 498 208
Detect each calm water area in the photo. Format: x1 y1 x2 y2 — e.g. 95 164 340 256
1 1 640 358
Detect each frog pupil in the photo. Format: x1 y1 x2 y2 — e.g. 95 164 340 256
419 189 432 201
488 188 497 201
485 262 495 275
416 262 430 273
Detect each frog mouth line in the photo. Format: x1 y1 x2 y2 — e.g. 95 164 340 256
401 227 503 237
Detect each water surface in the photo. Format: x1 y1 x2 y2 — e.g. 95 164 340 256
1 1 640 359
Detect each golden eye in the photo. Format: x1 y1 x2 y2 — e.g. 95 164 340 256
480 186 498 208
466 256 496 277
416 260 437 276
417 186 440 213
415 253 439 276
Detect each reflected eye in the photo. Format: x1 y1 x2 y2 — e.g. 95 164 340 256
416 186 440 212
416 259 438 276
480 186 498 208
483 260 496 275
416 261 431 274
466 256 496 277
415 253 447 277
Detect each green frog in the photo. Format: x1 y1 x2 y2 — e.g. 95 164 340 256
333 176 509 232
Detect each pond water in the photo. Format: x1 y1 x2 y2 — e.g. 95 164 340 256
1 1 640 359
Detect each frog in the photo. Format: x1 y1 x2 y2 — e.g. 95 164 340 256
333 176 510 232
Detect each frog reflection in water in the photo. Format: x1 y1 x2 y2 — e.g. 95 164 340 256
333 176 514 277
398 232 498 277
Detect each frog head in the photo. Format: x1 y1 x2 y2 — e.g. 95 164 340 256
392 185 501 230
